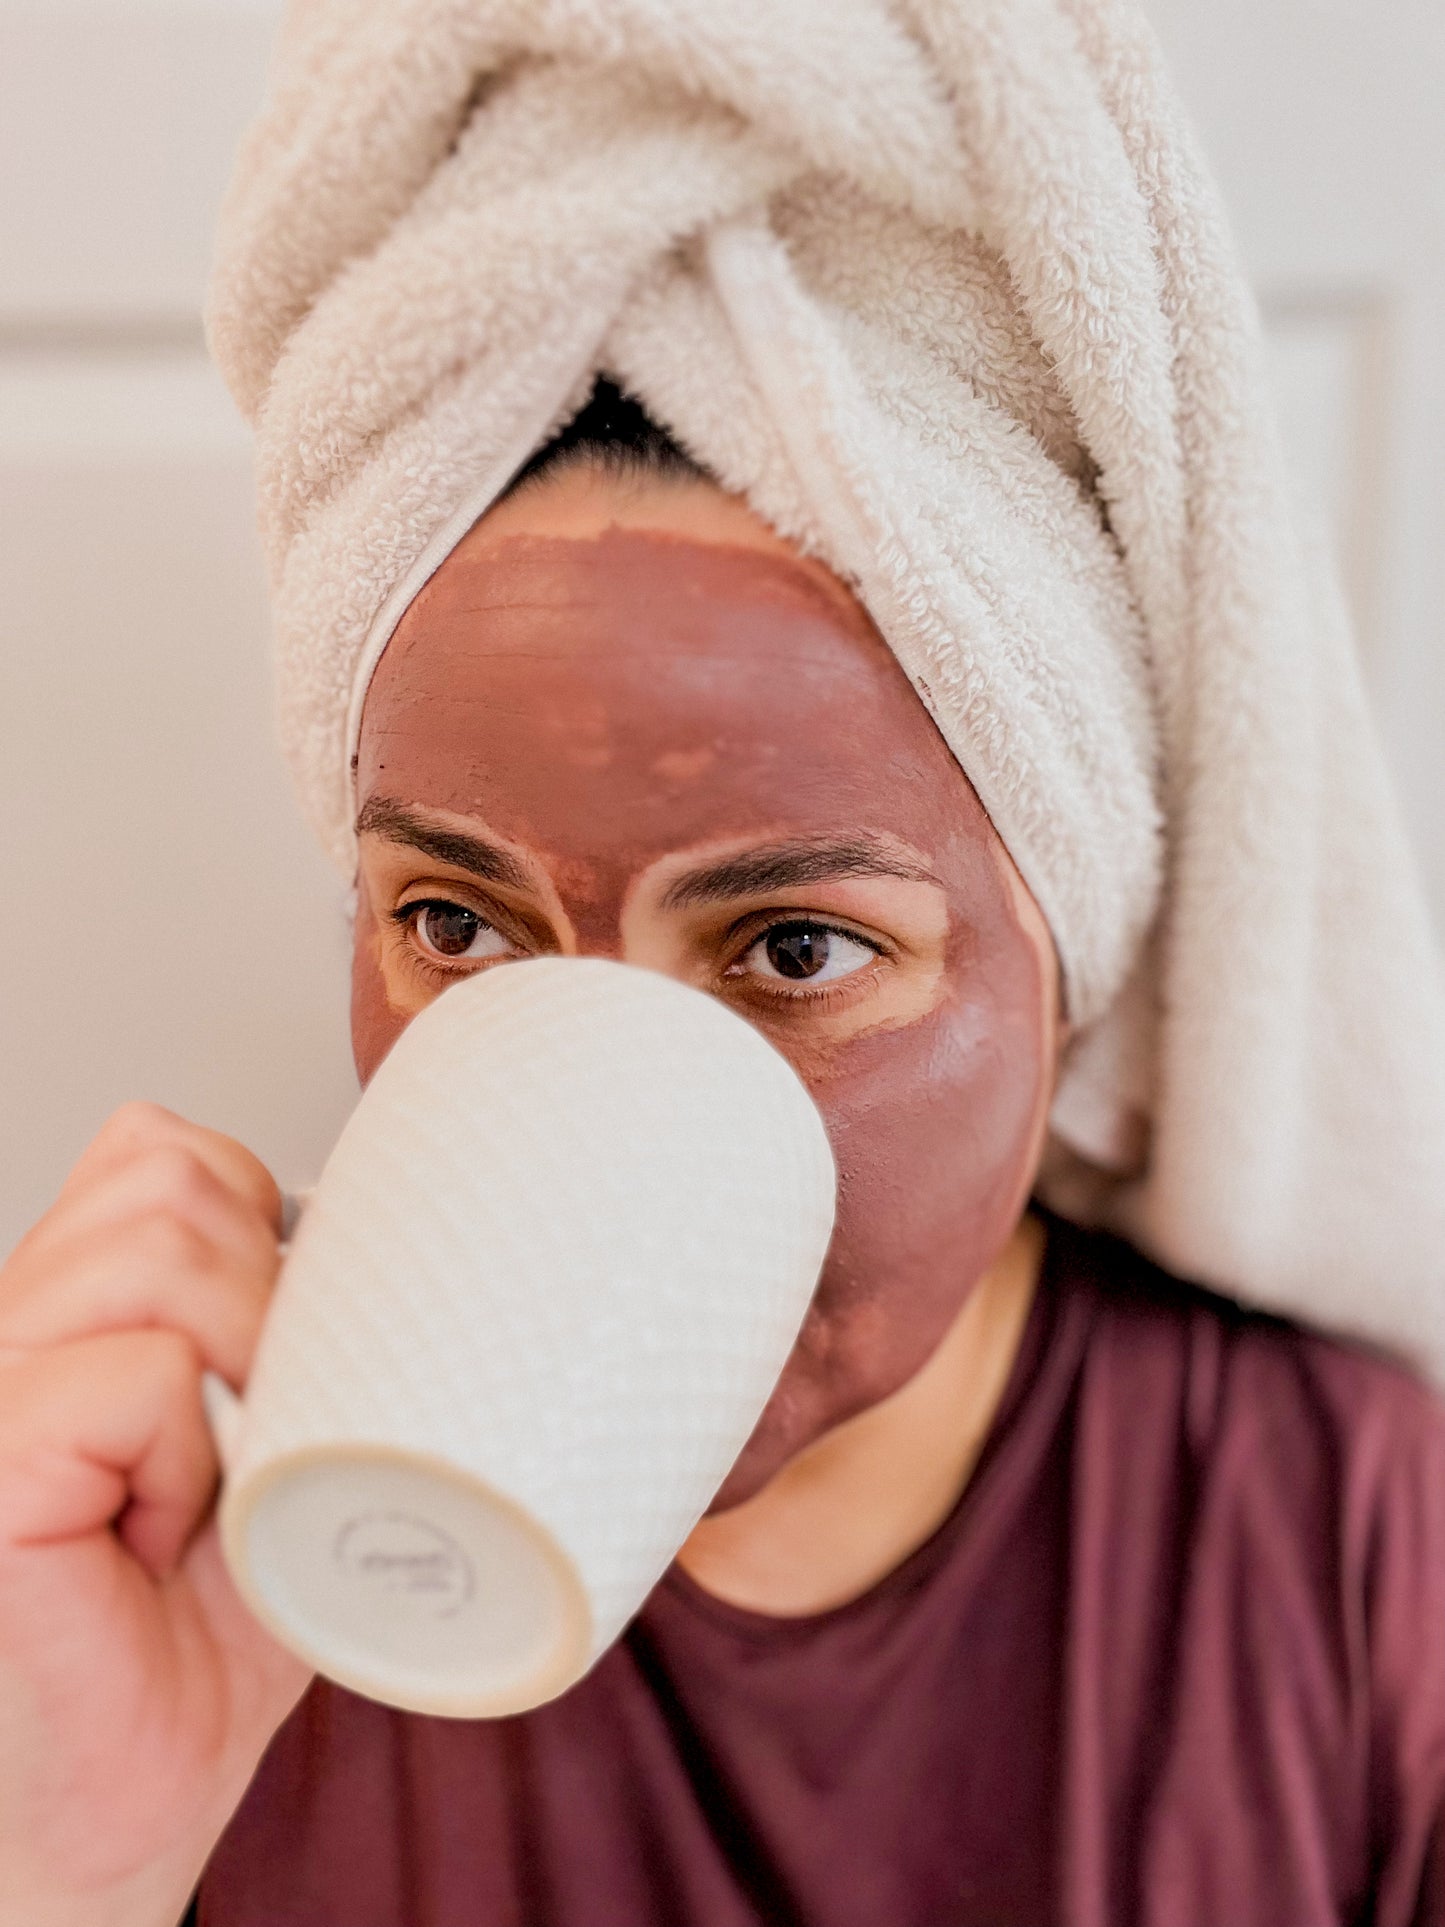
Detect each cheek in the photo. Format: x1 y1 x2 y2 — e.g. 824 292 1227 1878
707 925 1050 1509
349 879 410 1086
803 939 1049 1394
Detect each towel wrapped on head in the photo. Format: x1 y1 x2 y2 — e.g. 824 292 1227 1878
206 0 1445 1370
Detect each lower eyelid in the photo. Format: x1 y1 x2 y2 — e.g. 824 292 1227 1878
737 960 887 1010
725 939 888 1008
402 944 512 987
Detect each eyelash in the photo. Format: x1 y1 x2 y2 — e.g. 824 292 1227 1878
388 898 888 1004
388 899 517 988
720 913 887 1007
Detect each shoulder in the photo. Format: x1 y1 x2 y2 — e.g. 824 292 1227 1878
1038 1215 1445 1890
1039 1211 1445 1663
1044 1210 1445 1481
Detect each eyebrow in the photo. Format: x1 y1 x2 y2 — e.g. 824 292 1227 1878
355 799 934 910
659 837 936 910
354 796 532 892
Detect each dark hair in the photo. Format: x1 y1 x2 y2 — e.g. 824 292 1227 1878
502 374 708 499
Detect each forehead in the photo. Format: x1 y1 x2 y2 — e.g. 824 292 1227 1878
357 523 988 858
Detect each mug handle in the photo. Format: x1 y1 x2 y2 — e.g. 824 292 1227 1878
201 1186 313 1476
201 1371 245 1474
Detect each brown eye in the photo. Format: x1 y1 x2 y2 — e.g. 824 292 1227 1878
405 901 514 964
739 920 878 986
767 923 829 979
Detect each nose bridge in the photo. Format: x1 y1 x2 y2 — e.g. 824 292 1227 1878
550 852 635 962
553 841 696 978
563 914 627 961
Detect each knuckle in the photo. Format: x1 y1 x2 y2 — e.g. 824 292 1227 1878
97 1099 180 1148
137 1144 218 1217
218 1144 283 1223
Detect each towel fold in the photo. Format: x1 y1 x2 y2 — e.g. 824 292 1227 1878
207 0 1445 1371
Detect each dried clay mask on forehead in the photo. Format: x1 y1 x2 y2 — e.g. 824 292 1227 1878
352 519 1058 1507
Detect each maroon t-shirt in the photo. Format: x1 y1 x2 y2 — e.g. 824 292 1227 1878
194 1216 1445 1925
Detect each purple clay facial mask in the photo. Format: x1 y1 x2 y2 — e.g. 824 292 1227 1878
352 523 1057 1507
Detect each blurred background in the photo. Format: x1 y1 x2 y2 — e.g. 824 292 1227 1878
1 0 1442 1254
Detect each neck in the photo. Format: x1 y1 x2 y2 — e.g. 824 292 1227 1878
676 1212 1045 1617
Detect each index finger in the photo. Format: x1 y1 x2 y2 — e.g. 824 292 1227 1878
56 1103 284 1233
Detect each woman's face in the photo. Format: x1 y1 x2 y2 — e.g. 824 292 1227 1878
351 466 1061 1508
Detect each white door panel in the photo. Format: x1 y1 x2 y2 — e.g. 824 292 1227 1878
0 360 358 1255
1144 0 1445 928
1259 290 1393 666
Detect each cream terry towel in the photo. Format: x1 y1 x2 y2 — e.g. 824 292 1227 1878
206 0 1445 1373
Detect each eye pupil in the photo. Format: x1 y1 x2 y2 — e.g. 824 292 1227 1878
421 905 480 957
766 923 829 980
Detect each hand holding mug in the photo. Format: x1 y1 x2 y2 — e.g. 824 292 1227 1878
0 1103 309 1925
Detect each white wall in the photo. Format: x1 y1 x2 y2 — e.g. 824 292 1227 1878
1 0 1441 1255
0 2 359 1253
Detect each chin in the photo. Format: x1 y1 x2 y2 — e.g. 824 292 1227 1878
702 1368 825 1512
701 1341 916 1515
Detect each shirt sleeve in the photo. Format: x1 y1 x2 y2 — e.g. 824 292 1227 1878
1359 1383 1445 1927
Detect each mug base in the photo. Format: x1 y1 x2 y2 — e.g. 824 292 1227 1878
220 1443 593 1719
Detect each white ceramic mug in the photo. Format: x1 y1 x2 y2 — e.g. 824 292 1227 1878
204 957 835 1718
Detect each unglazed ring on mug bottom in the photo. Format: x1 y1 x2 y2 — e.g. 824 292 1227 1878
218 1442 593 1718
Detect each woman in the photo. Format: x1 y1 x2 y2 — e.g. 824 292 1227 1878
4 1 1445 1922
